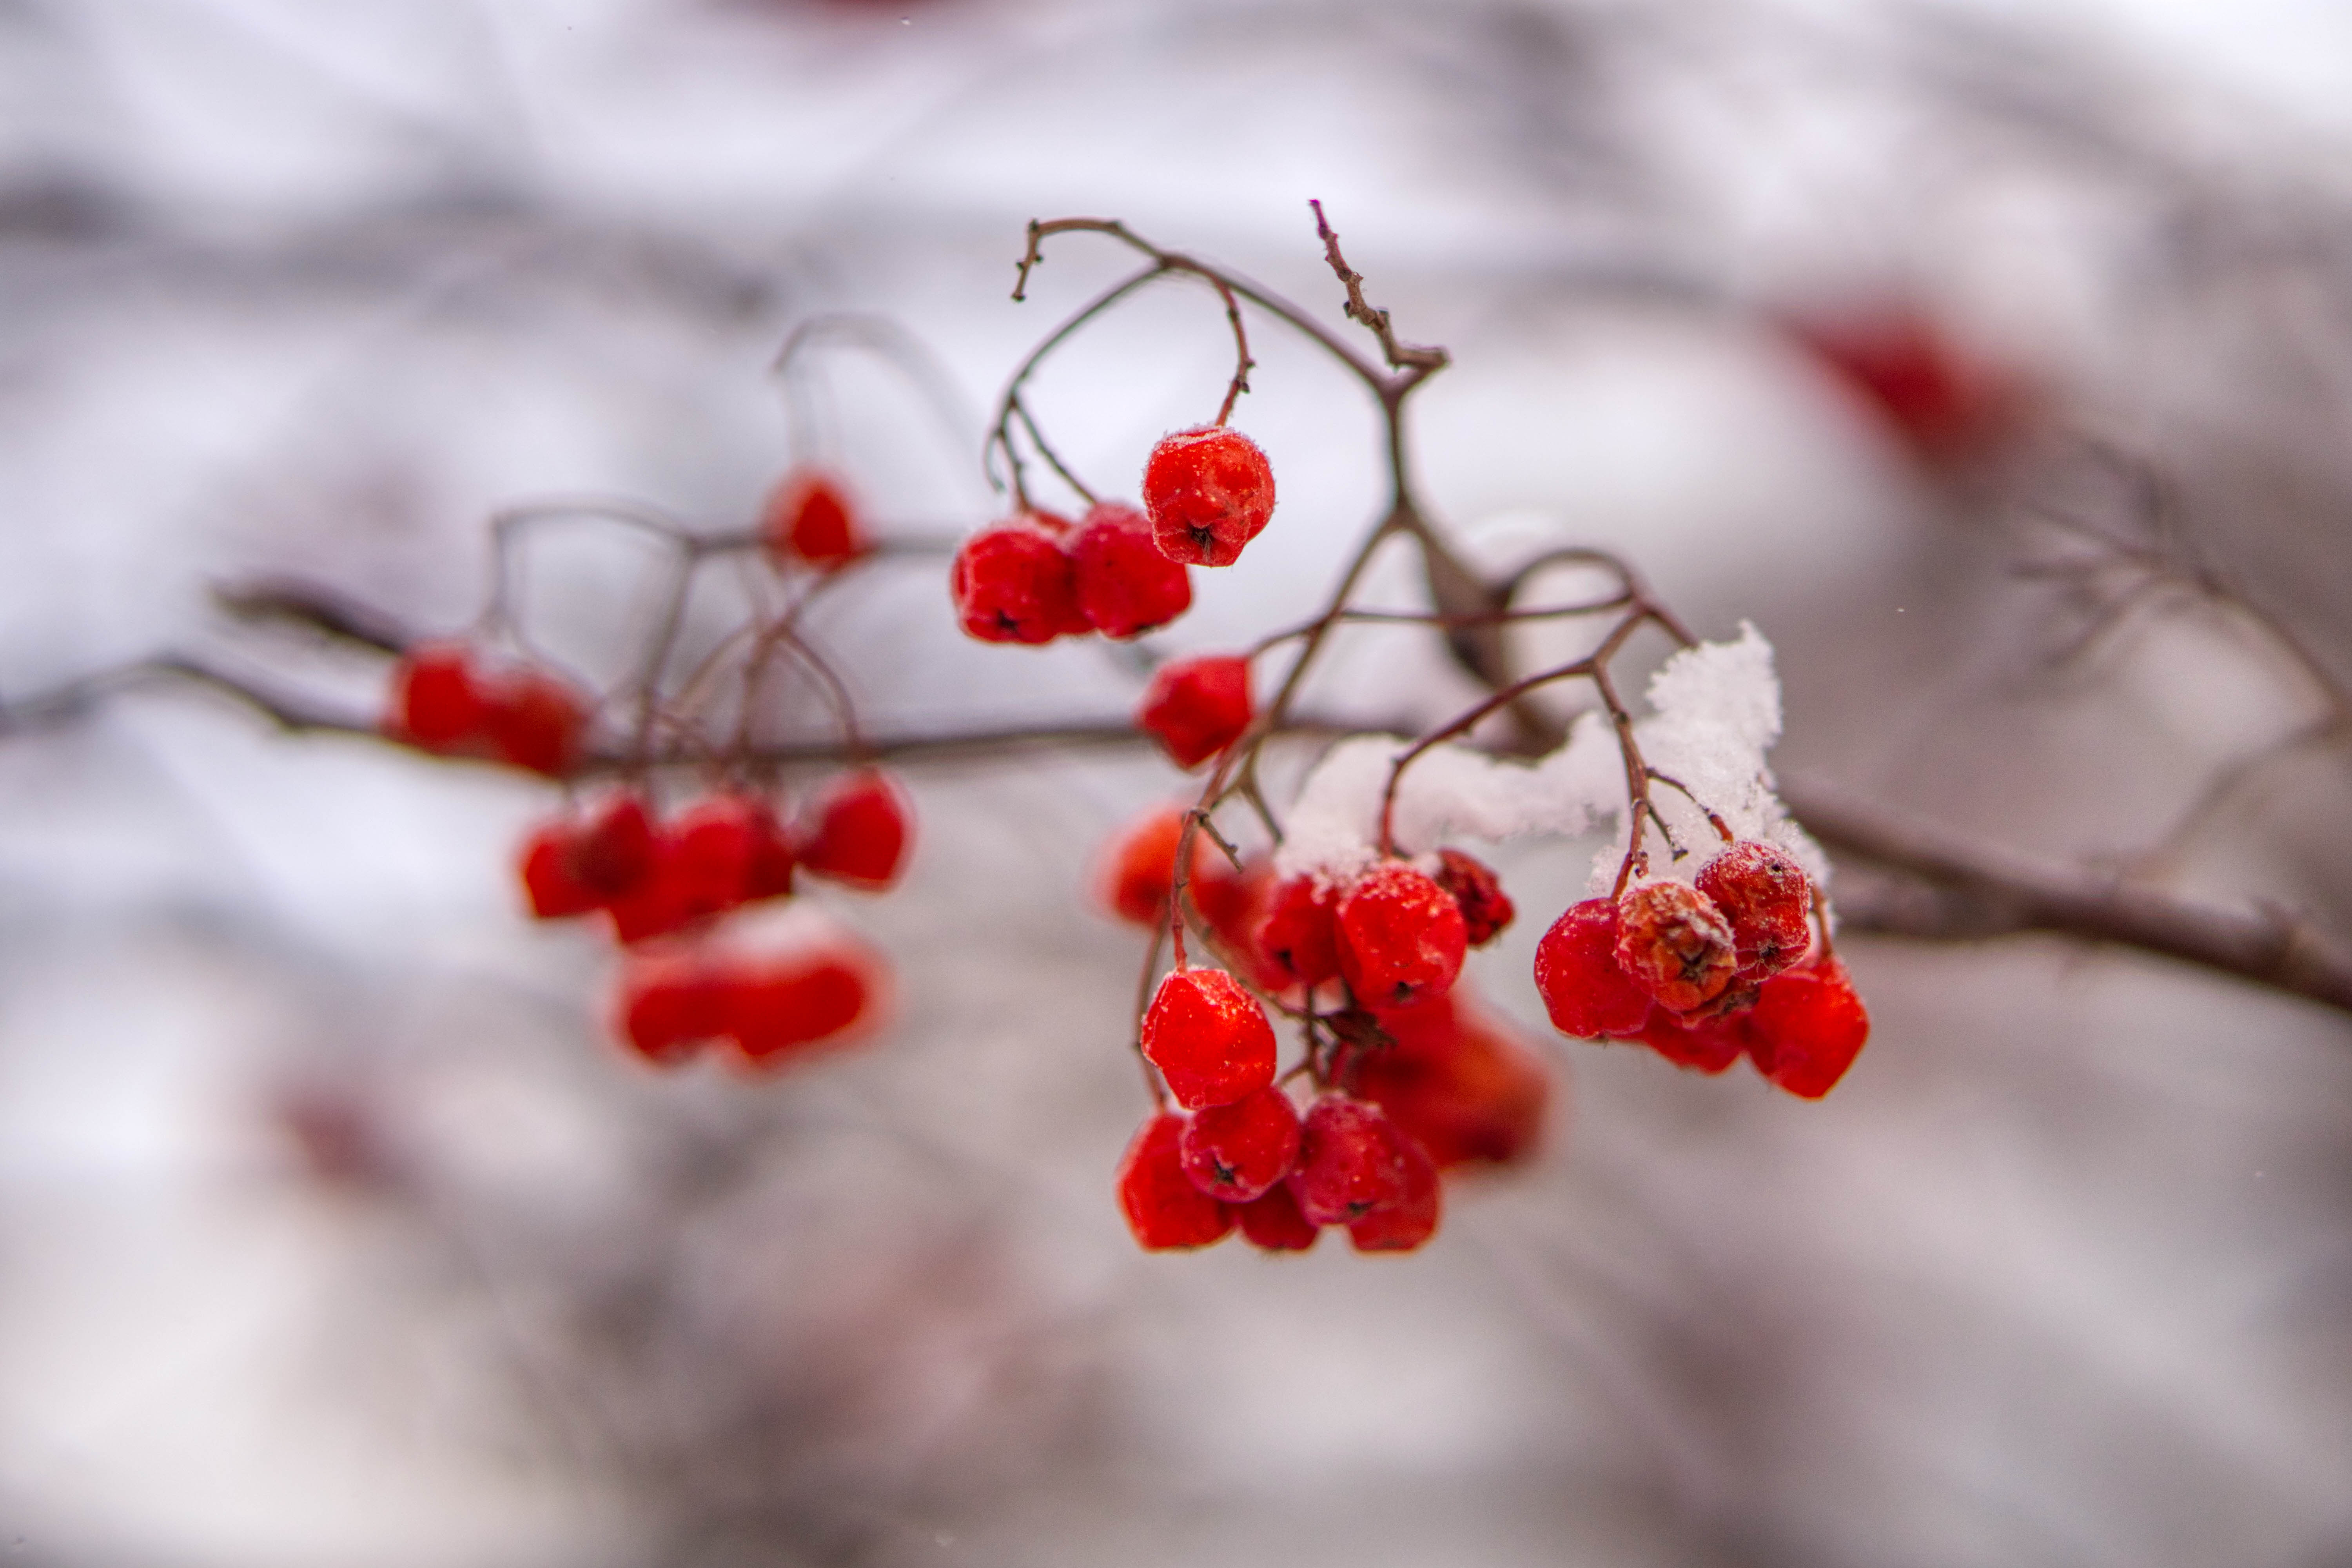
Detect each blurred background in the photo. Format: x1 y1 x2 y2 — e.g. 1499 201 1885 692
5 0 2352 1563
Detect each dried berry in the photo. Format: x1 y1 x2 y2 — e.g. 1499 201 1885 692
1695 840 1813 980
1613 880 1738 1013
1432 848 1514 947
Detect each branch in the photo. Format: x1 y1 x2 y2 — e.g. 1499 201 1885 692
1785 780 2352 1019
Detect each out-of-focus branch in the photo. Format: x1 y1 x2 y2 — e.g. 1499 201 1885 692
1787 780 2352 1019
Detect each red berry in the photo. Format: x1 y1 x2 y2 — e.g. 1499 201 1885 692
519 824 599 919
761 469 866 569
1178 1085 1302 1203
1794 309 2006 459
1357 989 1549 1170
1532 898 1653 1038
1613 880 1737 1013
1116 1112 1235 1251
797 771 911 891
1432 848 1515 948
1067 501 1192 638
1695 840 1813 980
385 641 485 751
666 795 766 922
1136 654 1252 769
1142 426 1276 568
1636 1006 1749 1075
1334 862 1468 1009
1097 806 1190 926
950 517 1083 644
1140 967 1276 1111
481 666 591 778
1748 956 1869 1099
727 951 876 1065
613 951 729 1064
1254 875 1342 988
570 794 660 900
1289 1094 1410 1226
1346 1133 1441 1253
1234 1182 1321 1252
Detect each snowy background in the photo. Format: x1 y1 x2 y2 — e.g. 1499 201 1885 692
5 1 2352 1564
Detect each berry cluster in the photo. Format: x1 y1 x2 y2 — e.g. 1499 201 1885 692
1097 808 1541 1253
1533 840 1868 1097
378 446 918 1076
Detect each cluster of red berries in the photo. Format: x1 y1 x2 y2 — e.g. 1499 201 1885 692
1532 840 1869 1097
519 773 911 1067
950 426 1275 645
1098 808 1541 1253
385 642 594 778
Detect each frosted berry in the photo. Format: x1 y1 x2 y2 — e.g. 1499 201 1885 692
761 469 866 569
1254 875 1341 988
1695 840 1813 980
1235 1182 1321 1252
797 771 911 891
1178 1085 1302 1203
1142 425 1276 567
1136 654 1252 769
1636 1007 1749 1075
614 952 729 1064
1334 861 1468 1009
950 518 1083 644
385 641 485 751
1346 1133 1441 1253
1289 1094 1411 1226
1357 989 1549 1170
481 666 591 778
728 951 875 1065
1532 897 1653 1038
1067 501 1192 638
1748 956 1869 1099
1140 967 1277 1110
1432 848 1514 948
1117 1112 1235 1251
1613 880 1738 1013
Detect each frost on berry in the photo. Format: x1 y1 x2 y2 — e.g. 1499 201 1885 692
1346 1133 1441 1253
1140 967 1277 1111
385 641 485 752
1254 875 1342 989
1117 1112 1234 1251
1432 848 1514 948
1357 989 1549 1170
1289 1095 1411 1227
762 469 866 569
1178 1084 1302 1203
1637 1007 1749 1075
1136 654 1253 769
1532 897 1654 1039
797 771 912 891
1334 861 1468 1009
1234 1182 1320 1253
1695 840 1813 980
1068 501 1192 638
950 518 1083 644
1748 955 1869 1099
1141 425 1276 568
1613 880 1738 1014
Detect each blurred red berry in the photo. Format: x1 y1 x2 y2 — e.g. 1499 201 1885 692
614 951 730 1064
728 951 876 1065
1346 1133 1441 1253
385 641 485 752
797 770 911 891
1141 967 1277 1110
1235 1182 1321 1252
1067 501 1192 638
481 666 591 778
1254 874 1342 989
762 469 866 569
1335 861 1468 1009
1142 426 1276 567
1117 1112 1235 1251
1357 989 1549 1170
1136 654 1253 769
